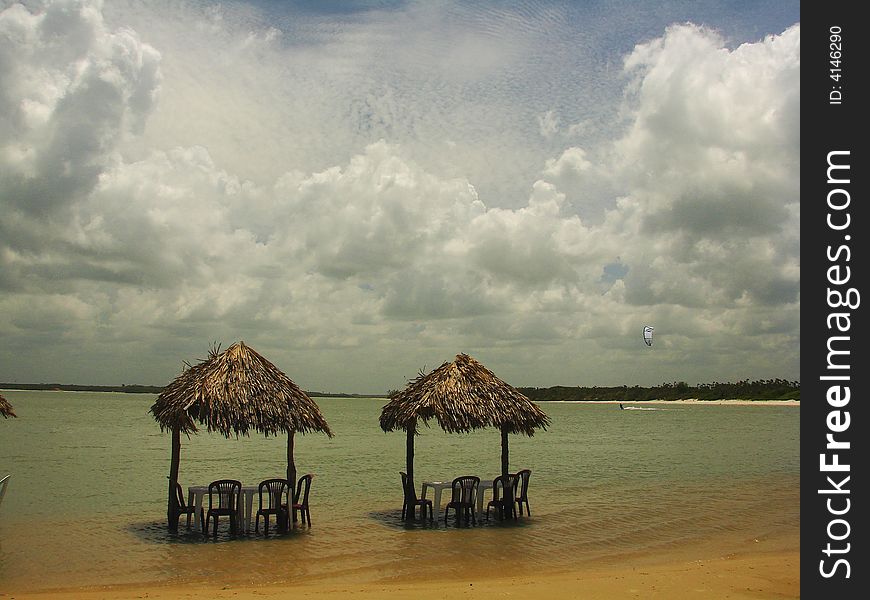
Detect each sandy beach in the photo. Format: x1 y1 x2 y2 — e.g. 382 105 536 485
6 550 799 600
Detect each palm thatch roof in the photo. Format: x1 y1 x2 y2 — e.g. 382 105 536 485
0 394 16 419
150 341 333 438
380 353 550 436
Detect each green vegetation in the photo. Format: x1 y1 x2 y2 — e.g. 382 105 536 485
0 383 165 394
0 382 378 397
517 379 799 402
3 379 799 401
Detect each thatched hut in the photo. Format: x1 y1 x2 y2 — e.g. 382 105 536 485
0 394 16 419
380 353 549 519
150 341 333 530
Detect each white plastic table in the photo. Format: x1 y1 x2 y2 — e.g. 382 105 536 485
188 484 259 533
421 479 494 519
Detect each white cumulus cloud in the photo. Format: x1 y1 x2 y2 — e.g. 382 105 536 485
0 1 800 391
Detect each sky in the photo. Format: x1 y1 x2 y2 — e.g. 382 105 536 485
0 0 800 393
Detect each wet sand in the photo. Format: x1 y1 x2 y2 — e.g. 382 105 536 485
6 550 799 599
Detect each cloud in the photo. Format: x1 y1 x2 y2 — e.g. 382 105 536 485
607 23 800 311
0 0 161 216
274 141 485 280
538 110 559 139
0 1 800 391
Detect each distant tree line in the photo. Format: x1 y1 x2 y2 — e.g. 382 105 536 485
3 379 800 401
0 383 165 394
0 382 379 397
517 379 800 402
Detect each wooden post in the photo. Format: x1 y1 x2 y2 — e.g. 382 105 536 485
500 426 510 518
287 430 297 524
167 427 181 531
500 427 509 479
405 420 416 520
287 430 297 490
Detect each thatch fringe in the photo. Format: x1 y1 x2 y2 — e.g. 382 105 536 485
379 353 550 436
150 341 333 438
0 394 16 419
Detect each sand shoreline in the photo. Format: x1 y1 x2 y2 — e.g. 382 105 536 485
6 550 799 599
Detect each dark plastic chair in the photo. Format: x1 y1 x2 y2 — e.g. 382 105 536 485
173 481 197 529
400 471 433 522
444 476 479 525
486 473 519 521
514 469 532 516
203 479 242 535
292 474 314 526
255 478 289 534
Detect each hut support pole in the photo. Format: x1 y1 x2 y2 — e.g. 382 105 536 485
500 427 510 479
167 427 181 531
287 430 297 486
405 422 416 520
287 430 297 521
500 426 511 519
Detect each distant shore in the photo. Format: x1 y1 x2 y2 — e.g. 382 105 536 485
0 387 799 405
1 385 800 403
0 384 377 398
560 399 800 406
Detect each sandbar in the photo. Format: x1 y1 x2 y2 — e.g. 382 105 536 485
556 399 799 406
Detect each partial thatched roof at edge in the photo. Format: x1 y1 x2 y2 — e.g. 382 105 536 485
0 394 16 419
150 341 333 438
380 353 550 436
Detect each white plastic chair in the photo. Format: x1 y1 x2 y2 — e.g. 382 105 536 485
0 474 10 509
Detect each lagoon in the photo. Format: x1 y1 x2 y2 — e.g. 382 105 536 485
0 390 798 593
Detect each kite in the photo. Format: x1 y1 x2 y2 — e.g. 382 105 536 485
643 325 654 347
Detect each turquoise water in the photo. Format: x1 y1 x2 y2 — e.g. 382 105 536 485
0 391 799 592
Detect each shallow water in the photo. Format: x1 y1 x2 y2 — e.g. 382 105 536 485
0 391 799 592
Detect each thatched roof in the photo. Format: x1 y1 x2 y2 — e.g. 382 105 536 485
0 394 16 419
380 353 550 436
150 341 333 438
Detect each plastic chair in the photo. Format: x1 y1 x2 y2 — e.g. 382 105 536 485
203 479 242 535
486 473 518 521
0 475 10 509
400 471 433 523
255 478 289 534
292 474 314 526
444 476 479 525
514 469 532 516
172 481 197 529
